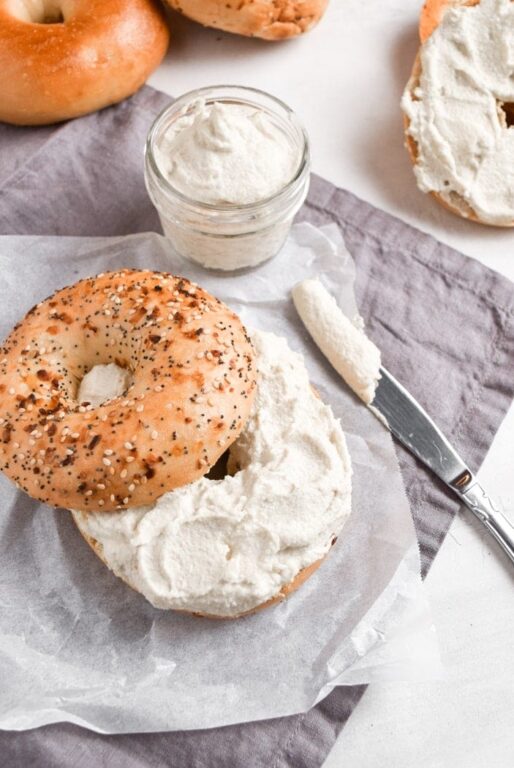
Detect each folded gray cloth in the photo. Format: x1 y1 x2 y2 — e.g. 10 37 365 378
1 87 513 768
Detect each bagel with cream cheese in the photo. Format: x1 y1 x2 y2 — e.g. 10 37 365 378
164 0 328 40
401 0 514 226
72 330 352 618
0 273 352 619
0 0 170 125
0 270 256 512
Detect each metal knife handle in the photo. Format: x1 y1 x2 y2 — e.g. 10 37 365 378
459 481 514 565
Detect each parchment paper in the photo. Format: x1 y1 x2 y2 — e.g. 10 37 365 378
0 223 439 733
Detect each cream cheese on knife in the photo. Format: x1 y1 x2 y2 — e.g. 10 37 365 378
292 278 381 404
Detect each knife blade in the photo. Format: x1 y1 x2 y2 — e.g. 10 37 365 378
372 366 514 566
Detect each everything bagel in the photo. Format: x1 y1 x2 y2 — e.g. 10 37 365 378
0 270 256 512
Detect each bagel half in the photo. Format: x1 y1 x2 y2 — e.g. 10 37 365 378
0 270 256 512
402 0 514 227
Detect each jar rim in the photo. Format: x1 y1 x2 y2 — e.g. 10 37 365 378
144 85 310 214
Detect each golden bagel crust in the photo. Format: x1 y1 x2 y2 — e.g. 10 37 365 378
0 0 170 125
164 0 328 40
0 270 256 512
72 507 334 619
404 0 514 227
419 0 479 43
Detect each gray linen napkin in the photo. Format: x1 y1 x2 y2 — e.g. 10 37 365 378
0 87 513 768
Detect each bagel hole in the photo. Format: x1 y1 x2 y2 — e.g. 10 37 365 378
498 101 514 129
77 363 133 409
42 9 64 23
7 0 66 24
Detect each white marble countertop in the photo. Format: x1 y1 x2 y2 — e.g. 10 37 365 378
149 3 514 765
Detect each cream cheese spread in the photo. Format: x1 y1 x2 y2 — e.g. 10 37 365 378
155 100 299 206
77 363 132 408
292 279 381 404
73 331 352 617
401 0 514 225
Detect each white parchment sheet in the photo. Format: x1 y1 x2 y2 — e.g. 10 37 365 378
0 224 440 733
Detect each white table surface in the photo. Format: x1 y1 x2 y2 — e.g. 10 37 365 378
149 3 514 765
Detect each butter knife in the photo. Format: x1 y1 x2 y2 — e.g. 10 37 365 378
372 367 514 565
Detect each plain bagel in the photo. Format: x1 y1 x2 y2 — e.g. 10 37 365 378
0 0 170 125
0 270 256 512
164 0 328 40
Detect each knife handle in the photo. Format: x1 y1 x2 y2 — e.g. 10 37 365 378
459 481 514 565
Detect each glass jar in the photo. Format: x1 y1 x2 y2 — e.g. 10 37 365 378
144 85 310 272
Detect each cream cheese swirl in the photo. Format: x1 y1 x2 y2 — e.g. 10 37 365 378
155 99 299 206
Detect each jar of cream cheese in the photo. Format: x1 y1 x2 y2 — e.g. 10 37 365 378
144 85 310 271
